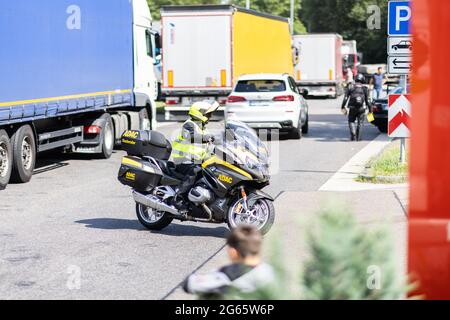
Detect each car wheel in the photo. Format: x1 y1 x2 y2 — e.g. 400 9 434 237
302 114 309 135
289 121 302 140
377 123 388 134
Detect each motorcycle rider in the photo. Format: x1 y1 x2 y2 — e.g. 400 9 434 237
341 73 372 141
171 101 219 198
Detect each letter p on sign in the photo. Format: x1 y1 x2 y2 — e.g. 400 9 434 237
389 1 411 36
396 6 411 31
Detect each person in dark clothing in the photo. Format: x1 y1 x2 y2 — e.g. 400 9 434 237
341 74 372 141
183 225 275 300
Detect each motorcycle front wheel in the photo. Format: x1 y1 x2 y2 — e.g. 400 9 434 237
227 197 275 235
136 203 173 231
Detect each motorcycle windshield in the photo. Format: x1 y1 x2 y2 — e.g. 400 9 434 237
225 120 269 165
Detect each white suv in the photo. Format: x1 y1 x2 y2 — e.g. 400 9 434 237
225 74 309 139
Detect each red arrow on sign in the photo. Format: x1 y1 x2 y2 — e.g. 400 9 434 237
388 109 411 135
388 94 411 138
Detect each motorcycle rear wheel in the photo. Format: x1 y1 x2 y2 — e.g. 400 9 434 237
136 203 173 231
227 197 275 235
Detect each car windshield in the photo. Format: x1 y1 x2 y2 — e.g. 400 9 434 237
377 85 409 100
234 80 286 93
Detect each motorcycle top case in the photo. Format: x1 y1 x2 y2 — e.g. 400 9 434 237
121 130 172 160
118 156 164 192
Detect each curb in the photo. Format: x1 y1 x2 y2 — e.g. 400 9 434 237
319 134 393 192
358 173 407 184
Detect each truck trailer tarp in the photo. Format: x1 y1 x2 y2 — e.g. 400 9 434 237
0 0 135 125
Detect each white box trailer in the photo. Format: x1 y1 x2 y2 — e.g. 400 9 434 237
160 5 293 120
293 34 344 99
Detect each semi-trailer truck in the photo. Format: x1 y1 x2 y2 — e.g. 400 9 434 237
293 34 344 99
160 5 294 120
342 40 360 78
0 0 161 190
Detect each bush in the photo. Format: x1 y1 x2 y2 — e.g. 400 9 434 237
302 205 404 300
225 205 407 300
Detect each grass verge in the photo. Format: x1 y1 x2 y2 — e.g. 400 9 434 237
357 141 408 184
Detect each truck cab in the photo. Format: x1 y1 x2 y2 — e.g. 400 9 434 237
133 0 159 130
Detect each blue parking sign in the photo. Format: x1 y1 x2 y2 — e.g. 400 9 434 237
388 1 411 36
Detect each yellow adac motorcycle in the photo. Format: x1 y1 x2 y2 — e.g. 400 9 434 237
117 121 275 234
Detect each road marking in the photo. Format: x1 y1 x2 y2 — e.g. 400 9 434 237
319 134 407 192
162 243 227 300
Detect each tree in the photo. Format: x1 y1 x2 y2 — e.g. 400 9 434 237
301 0 388 63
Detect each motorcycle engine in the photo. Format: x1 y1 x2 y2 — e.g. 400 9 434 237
188 186 212 205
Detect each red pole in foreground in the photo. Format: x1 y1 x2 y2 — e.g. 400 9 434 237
409 0 450 299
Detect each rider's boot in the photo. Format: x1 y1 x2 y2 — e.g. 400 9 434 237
349 122 357 141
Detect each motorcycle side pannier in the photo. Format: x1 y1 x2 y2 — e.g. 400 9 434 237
118 156 163 192
121 130 172 160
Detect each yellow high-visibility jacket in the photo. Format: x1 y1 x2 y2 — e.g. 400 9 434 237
171 119 211 164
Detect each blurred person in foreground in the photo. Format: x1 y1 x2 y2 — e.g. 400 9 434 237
183 225 275 300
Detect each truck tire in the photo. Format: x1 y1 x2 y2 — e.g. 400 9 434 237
10 125 36 183
0 130 12 190
100 114 114 159
156 83 162 102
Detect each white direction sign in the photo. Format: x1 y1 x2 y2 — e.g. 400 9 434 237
388 36 412 55
388 56 412 75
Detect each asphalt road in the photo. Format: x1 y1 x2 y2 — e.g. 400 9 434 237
0 97 379 299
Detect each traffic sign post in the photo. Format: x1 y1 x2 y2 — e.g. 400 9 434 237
401 74 408 164
387 0 411 163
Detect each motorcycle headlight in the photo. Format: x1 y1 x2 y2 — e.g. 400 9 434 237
245 157 260 170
